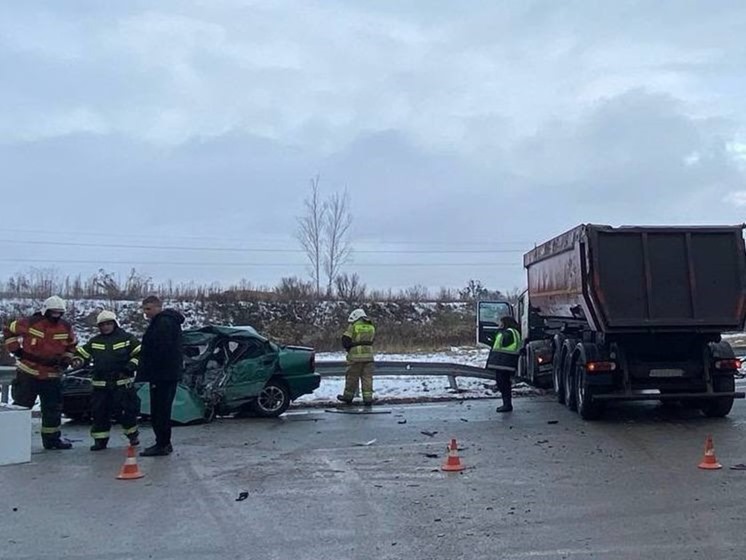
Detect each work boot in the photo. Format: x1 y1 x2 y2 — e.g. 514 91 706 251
140 444 172 457
495 404 514 413
90 439 108 452
43 438 73 450
336 395 353 405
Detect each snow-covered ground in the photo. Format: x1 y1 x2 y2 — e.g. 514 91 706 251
294 346 544 406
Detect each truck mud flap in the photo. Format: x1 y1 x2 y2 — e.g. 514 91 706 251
592 392 745 402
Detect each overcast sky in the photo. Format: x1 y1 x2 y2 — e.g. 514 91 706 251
2 1 746 293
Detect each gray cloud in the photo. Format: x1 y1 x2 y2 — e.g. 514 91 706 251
2 1 746 292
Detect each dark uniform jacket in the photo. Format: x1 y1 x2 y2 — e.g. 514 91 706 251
136 309 185 383
76 327 140 383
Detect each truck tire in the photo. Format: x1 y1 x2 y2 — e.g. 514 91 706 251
552 335 567 404
575 362 604 420
563 351 577 412
701 375 736 418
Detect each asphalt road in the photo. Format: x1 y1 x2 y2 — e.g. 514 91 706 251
3 395 746 560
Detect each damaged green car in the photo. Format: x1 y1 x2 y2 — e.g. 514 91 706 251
62 326 320 424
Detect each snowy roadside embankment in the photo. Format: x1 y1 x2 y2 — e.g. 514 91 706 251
294 346 545 406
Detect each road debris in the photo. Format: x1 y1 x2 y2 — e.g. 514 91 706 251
235 492 249 502
421 430 438 437
355 439 377 446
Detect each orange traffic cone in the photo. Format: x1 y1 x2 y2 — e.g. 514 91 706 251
441 438 465 472
698 435 722 470
117 445 145 480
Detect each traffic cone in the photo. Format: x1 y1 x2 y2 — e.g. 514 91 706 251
441 438 465 472
117 445 145 480
698 435 722 470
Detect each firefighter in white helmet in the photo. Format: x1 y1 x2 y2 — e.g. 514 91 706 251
337 308 376 406
3 296 78 449
73 311 142 451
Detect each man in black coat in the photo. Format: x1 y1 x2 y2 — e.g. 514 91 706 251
137 296 185 457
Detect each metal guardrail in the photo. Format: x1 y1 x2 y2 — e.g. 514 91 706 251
315 360 494 391
0 361 494 404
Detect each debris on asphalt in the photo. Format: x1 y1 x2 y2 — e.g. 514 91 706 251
547 420 559 425
398 419 407 424
425 453 440 459
730 464 746 470
235 492 249 502
460 418 469 422
355 439 377 446
421 430 438 437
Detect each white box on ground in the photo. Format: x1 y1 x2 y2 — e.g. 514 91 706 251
0 404 32 466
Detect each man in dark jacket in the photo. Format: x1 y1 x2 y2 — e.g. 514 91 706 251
136 296 185 457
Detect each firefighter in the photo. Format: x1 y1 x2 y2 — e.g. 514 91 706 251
487 316 522 413
337 308 376 406
2 296 77 449
72 311 141 451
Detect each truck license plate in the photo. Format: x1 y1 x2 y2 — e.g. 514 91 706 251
649 369 685 378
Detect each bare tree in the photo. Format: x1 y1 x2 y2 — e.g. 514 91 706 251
323 189 352 294
335 272 367 303
296 175 327 297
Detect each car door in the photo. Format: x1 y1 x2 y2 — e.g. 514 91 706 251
221 338 279 408
477 300 514 346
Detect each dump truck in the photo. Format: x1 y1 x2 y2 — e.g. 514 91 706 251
480 224 746 419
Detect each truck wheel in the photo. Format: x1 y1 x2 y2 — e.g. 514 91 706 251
575 363 604 421
553 351 566 404
701 375 736 418
564 353 577 412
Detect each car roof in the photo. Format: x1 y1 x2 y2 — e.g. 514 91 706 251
183 325 268 344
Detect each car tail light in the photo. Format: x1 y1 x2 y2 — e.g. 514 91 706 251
715 359 741 371
586 361 616 373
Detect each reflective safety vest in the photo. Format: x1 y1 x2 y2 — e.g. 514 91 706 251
492 328 521 353
2 313 77 379
343 320 376 363
76 327 141 385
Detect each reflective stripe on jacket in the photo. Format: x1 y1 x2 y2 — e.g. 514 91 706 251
2 314 77 379
343 320 376 363
76 327 140 382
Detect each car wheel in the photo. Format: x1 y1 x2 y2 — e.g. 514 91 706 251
250 379 290 418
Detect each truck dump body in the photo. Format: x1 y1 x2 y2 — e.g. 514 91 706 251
525 225 746 333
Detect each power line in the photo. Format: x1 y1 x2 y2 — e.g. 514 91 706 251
0 227 532 248
0 258 522 268
0 239 527 255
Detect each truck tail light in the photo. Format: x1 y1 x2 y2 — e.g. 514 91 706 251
714 359 741 371
586 361 616 373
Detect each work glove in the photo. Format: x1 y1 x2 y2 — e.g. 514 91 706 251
71 357 84 369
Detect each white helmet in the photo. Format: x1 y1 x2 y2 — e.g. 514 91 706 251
348 308 368 323
41 296 66 315
96 310 118 325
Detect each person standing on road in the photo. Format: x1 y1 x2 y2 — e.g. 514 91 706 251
2 296 77 449
337 308 376 406
72 311 141 451
136 296 184 457
487 316 522 413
